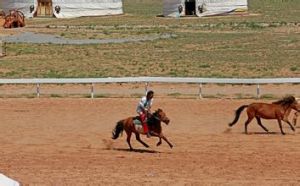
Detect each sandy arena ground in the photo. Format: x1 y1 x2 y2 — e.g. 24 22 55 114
0 98 299 185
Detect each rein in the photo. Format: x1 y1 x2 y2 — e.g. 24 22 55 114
148 112 161 123
150 113 161 121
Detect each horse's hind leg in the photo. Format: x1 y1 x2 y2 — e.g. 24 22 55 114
135 133 149 148
126 131 133 150
244 116 254 134
255 117 269 133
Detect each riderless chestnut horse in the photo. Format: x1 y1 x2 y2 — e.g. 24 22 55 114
112 108 173 150
229 96 300 135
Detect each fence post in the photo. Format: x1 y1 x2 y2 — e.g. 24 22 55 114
91 83 94 99
36 83 40 98
145 82 149 94
0 41 5 57
198 83 203 99
256 84 260 99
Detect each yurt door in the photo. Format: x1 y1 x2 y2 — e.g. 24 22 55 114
185 0 196 15
37 0 53 17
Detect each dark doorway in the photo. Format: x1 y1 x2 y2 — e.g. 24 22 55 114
185 0 196 16
36 0 53 17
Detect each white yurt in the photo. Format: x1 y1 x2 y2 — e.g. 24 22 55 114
163 0 248 17
0 0 123 18
0 173 20 186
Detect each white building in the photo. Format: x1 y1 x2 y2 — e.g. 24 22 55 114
163 0 248 17
0 0 123 18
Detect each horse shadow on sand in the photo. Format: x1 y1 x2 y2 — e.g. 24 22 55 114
111 148 161 153
245 131 278 135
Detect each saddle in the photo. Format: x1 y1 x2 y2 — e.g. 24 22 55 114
133 116 147 134
133 116 142 125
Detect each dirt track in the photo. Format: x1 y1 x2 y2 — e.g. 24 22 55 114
0 98 300 185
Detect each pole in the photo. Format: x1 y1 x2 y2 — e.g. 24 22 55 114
36 83 40 98
198 83 203 99
145 82 149 94
256 84 260 99
91 83 94 99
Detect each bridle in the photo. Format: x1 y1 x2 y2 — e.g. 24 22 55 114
150 112 161 121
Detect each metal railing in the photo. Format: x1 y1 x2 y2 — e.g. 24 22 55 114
0 77 299 98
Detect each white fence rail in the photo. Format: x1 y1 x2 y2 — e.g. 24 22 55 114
0 77 299 98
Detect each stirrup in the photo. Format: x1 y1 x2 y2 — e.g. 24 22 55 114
146 132 151 138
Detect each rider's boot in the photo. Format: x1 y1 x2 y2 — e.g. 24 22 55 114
143 123 151 138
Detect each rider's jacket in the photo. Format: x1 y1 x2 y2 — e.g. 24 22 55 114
136 96 153 113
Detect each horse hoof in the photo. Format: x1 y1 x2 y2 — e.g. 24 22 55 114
156 142 162 146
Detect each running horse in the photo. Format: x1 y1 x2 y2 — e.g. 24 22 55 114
229 96 300 135
112 109 173 150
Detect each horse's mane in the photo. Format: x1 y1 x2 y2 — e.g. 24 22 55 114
154 108 162 114
151 109 162 119
148 109 163 125
273 96 296 106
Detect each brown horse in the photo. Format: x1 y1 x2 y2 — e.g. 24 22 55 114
4 9 25 28
112 108 173 150
229 96 300 135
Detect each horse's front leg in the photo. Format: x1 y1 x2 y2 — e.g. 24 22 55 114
161 134 173 148
282 118 295 132
156 137 162 146
293 112 299 127
277 118 285 135
150 131 173 148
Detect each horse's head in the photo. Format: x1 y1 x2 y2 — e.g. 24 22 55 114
283 96 300 111
294 98 300 111
273 96 300 111
154 108 170 125
286 96 300 111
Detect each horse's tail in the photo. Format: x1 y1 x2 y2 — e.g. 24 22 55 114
112 120 124 140
229 105 248 127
